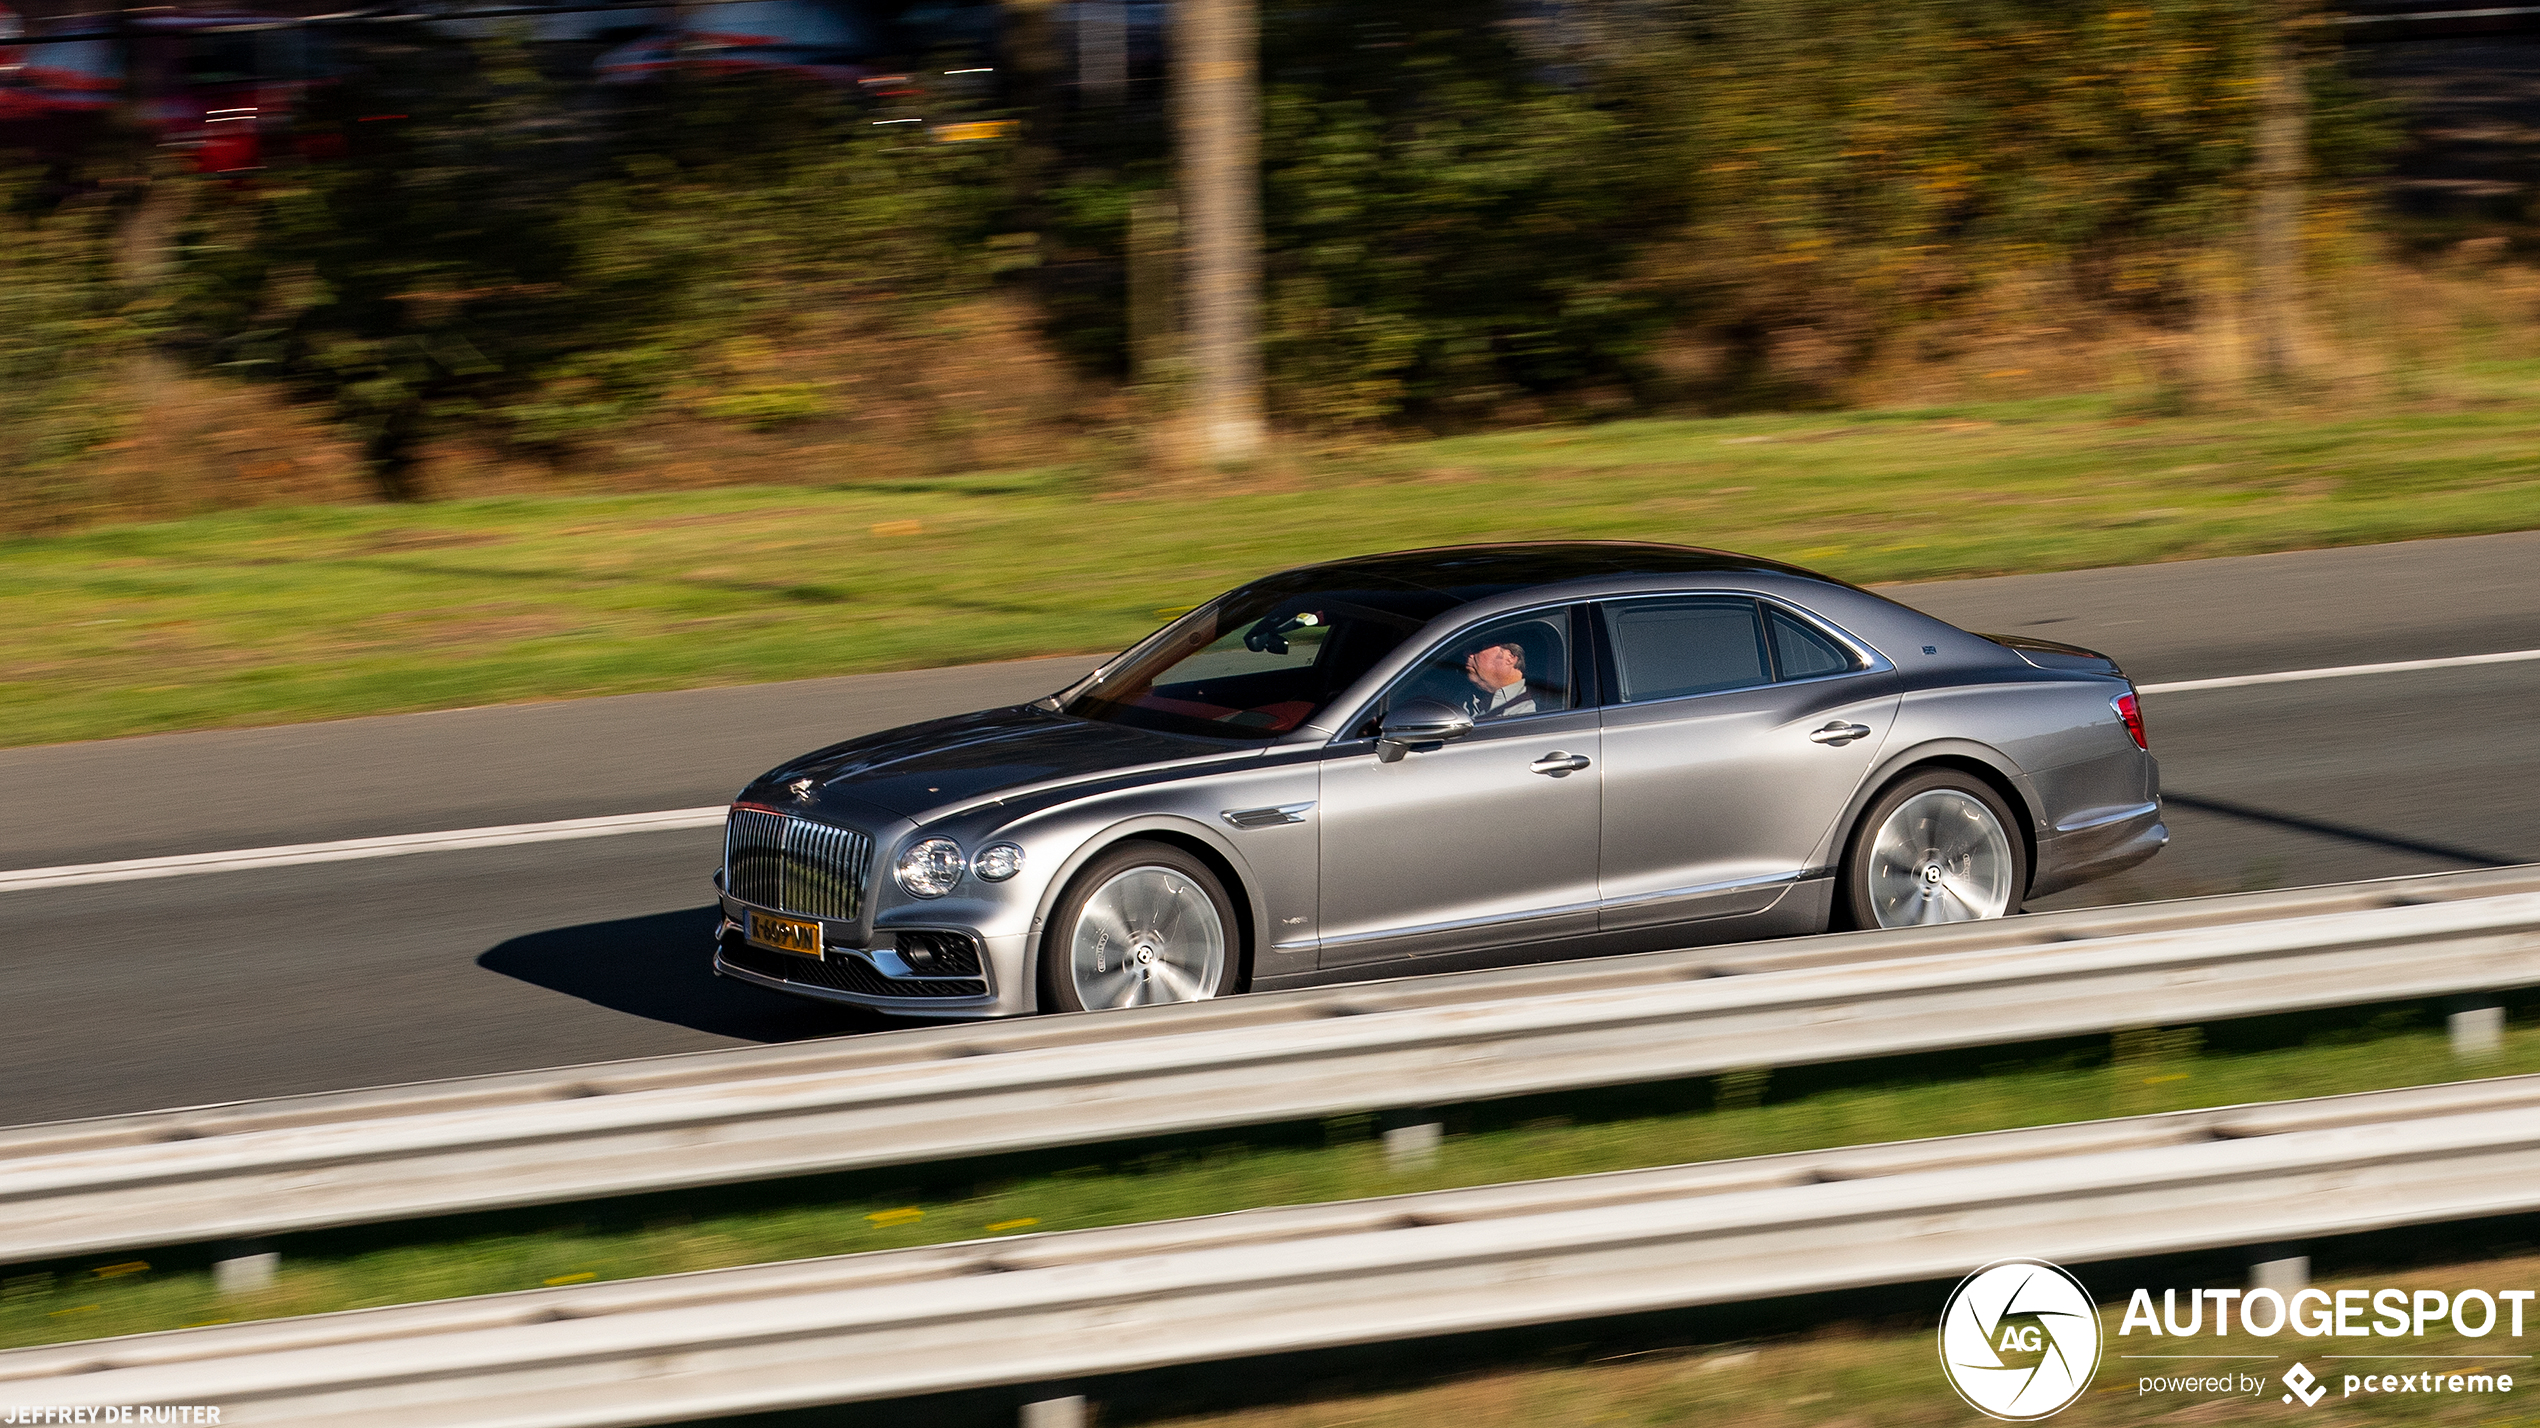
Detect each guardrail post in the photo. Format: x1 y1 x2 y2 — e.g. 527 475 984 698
2450 1003 2506 1059
1022 1395 1087 1428
2250 1252 2308 1296
1380 1110 1442 1169
213 1244 279 1296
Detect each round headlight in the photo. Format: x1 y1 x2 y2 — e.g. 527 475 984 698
895 838 965 898
972 842 1024 882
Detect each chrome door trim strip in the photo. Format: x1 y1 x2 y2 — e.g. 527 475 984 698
1595 868 1826 913
1313 896 1605 951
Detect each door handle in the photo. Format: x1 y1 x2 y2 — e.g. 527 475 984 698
1809 722 1872 746
1530 751 1593 775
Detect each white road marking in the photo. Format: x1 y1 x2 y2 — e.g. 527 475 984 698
0 807 728 894
2138 647 2540 695
7 646 2537 893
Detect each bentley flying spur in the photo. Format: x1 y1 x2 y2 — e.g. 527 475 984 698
712 543 2165 1016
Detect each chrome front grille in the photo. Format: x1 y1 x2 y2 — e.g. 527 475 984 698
782 817 869 921
723 808 872 922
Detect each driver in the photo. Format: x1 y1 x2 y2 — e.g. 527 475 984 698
1464 639 1538 719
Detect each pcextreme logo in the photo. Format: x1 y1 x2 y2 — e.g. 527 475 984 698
1939 1259 2105 1421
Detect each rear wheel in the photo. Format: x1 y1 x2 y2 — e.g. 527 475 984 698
1039 842 1238 1013
1840 770 2027 929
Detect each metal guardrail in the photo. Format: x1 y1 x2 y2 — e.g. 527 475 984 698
2 865 2536 1265
2337 2 2540 37
8 1074 2540 1425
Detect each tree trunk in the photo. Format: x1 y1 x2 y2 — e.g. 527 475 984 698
1176 0 1264 463
2251 0 2309 383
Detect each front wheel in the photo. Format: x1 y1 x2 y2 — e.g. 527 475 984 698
1039 842 1239 1013
1839 770 2027 930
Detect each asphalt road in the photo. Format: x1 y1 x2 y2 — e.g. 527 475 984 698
4 532 2537 1126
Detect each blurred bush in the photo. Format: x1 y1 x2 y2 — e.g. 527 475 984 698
1036 0 2387 428
1 0 2404 514
1640 0 2389 403
162 29 996 498
0 184 134 527
1254 2 1662 428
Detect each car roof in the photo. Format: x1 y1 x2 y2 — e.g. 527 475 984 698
1286 541 1851 605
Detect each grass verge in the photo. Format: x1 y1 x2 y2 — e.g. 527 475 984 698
1128 1248 2540 1428
7 374 2540 747
4 997 2535 1352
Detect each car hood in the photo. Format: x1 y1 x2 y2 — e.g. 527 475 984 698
742 705 1242 820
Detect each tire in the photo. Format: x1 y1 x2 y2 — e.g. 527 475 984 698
1838 769 2028 930
1038 841 1240 1013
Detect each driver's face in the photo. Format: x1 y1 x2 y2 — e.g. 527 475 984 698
1465 643 1523 692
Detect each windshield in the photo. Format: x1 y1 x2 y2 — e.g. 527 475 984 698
1062 572 1460 740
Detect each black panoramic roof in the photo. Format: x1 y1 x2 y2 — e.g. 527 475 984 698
1292 542 1841 605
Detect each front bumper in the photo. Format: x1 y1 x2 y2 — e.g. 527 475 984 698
712 915 1006 1017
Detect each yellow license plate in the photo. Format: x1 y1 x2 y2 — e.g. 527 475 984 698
747 910 822 959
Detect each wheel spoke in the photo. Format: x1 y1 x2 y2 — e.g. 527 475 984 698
1929 881 1978 922
1073 899 1133 954
1131 869 1176 931
1077 963 1142 1010
1926 816 1979 867
1871 822 1920 870
1935 874 1993 918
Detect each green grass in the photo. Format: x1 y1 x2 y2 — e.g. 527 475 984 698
8 375 2540 747
4 999 2534 1352
1135 1252 2540 1428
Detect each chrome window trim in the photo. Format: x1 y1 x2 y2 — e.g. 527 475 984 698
1592 591 1897 710
1753 594 1896 679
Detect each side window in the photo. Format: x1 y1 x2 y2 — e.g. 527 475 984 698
1768 607 1856 680
1602 598 1770 702
1379 610 1574 726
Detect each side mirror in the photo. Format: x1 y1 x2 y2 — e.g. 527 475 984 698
1376 698 1474 762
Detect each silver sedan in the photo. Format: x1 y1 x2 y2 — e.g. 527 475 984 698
711 543 2164 1016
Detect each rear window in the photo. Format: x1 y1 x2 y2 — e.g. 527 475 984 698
1768 607 1856 679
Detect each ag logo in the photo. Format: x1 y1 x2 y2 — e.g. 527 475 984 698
1939 1258 2103 1420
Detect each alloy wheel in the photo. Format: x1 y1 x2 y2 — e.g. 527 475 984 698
1864 788 2016 927
1067 864 1228 1009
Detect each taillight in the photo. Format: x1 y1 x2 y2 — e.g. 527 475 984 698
2113 691 2148 751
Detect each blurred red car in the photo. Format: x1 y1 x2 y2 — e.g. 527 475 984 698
0 10 329 173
